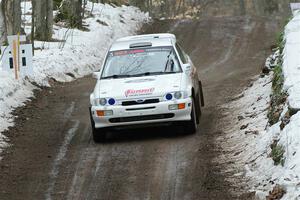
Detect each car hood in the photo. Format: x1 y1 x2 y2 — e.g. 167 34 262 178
97 73 183 99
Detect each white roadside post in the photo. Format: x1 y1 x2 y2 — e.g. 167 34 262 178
1 35 33 79
7 35 26 79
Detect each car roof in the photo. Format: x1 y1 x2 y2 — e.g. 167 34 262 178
110 33 176 51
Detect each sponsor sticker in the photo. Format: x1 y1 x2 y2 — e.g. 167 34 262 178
111 47 172 57
125 88 155 97
113 49 145 56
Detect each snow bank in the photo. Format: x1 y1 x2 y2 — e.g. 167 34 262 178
282 11 300 110
222 10 300 200
0 2 148 157
220 75 273 198
223 75 300 200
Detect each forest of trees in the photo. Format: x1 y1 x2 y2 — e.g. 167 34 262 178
0 0 290 46
0 0 112 45
0 0 188 45
7 0 90 40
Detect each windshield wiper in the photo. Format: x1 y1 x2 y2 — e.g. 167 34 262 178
101 74 131 79
103 71 178 79
163 71 177 74
131 71 178 77
131 72 158 77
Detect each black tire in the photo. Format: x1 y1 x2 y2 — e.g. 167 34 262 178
186 98 198 134
92 126 107 143
199 81 205 107
195 93 201 124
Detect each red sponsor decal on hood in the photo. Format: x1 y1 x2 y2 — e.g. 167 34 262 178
125 88 155 97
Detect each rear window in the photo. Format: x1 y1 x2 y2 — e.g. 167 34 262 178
101 47 182 79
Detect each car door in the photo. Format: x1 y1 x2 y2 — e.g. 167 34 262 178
175 43 199 94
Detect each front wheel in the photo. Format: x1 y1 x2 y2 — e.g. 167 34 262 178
90 108 107 143
92 127 107 143
186 98 198 134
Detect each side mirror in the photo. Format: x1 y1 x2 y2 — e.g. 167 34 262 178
92 72 101 79
182 64 191 74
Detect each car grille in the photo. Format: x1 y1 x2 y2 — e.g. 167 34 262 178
109 113 174 123
121 98 159 106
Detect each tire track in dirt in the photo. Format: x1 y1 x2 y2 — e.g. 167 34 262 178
45 119 79 200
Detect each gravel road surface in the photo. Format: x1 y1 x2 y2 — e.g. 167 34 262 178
0 2 291 200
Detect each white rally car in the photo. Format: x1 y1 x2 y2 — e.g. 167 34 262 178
89 33 204 142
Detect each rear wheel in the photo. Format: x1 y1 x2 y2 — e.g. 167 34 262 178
186 97 198 134
199 80 205 107
195 93 201 124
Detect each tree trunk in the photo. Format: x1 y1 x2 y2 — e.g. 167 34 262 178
177 0 183 16
60 0 83 28
34 0 53 41
73 0 82 27
0 1 6 44
129 0 145 11
82 0 87 19
2 0 21 36
31 0 35 55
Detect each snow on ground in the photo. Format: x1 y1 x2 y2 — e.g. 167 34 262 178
220 75 273 198
0 2 149 157
220 10 300 199
283 10 300 110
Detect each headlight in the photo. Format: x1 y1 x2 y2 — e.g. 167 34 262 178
92 98 116 106
174 91 182 99
99 98 107 106
165 92 183 101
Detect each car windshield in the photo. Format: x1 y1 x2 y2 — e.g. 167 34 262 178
101 47 182 79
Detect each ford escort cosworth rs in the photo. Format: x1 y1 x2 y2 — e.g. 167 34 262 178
89 33 204 142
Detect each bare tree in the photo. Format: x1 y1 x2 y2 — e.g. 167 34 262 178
82 0 87 19
59 0 83 28
1 0 22 36
0 1 6 44
31 0 35 54
34 0 53 41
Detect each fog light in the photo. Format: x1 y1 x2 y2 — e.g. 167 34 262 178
104 110 113 116
96 110 113 116
168 104 178 110
168 103 185 110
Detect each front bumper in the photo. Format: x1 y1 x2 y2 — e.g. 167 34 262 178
90 98 192 128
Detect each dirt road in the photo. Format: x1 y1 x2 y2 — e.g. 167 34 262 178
0 3 291 200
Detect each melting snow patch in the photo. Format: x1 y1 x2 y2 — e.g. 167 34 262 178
283 11 300 110
222 10 300 200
